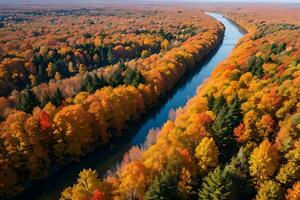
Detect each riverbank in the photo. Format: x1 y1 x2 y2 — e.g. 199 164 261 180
8 10 225 200
16 12 245 200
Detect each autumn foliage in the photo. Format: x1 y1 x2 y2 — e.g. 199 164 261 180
61 5 300 200
0 6 224 199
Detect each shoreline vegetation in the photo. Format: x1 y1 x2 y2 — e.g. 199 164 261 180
0 7 225 199
60 6 300 200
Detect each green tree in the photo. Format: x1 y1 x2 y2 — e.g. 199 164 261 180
210 95 241 163
144 171 179 200
225 96 243 130
224 144 257 200
18 88 40 113
81 74 96 93
41 93 51 108
247 56 264 78
51 88 63 106
107 46 114 64
198 167 237 200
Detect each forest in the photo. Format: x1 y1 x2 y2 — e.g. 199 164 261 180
0 5 224 199
59 5 300 200
0 2 299 200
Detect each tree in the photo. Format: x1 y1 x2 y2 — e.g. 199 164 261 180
247 56 264 78
161 39 170 51
107 47 114 64
225 96 242 131
198 167 237 200
51 88 63 106
249 140 280 181
144 171 179 200
18 88 40 113
224 144 257 199
285 182 300 200
46 62 57 78
210 95 242 163
119 161 149 200
123 68 145 87
178 168 193 200
141 50 151 58
276 160 300 185
52 105 95 160
108 64 124 87
41 93 51 107
211 106 237 163
255 180 282 200
60 169 103 200
81 74 97 93
195 137 219 174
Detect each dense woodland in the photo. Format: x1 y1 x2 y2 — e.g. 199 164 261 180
59 6 300 200
0 6 224 199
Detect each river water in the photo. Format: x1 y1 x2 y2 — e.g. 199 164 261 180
14 12 244 200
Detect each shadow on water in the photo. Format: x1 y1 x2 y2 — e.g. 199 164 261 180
13 12 245 200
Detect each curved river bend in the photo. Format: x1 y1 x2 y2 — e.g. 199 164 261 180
14 13 244 200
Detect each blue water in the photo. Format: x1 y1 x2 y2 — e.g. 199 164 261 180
131 12 244 145
13 13 245 200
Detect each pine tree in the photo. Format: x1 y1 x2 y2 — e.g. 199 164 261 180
144 171 179 200
210 95 242 163
107 46 114 64
94 74 106 89
248 56 264 78
212 95 227 115
198 167 237 200
41 93 51 107
81 74 96 93
225 96 242 130
18 89 40 113
212 106 237 163
224 144 257 200
207 95 215 111
51 88 63 106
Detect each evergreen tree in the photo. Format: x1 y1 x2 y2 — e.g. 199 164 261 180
207 95 215 111
225 96 243 131
134 70 145 85
210 95 242 163
41 93 51 107
212 106 237 163
123 68 145 87
212 95 227 115
144 171 179 200
248 56 264 78
81 74 96 93
94 74 106 89
18 89 40 113
224 144 257 200
51 88 63 106
198 167 237 200
107 46 114 64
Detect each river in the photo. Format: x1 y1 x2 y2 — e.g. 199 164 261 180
13 12 244 200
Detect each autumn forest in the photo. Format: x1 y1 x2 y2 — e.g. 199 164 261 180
0 1 299 200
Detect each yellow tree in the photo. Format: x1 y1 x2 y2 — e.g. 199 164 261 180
256 180 282 200
60 169 104 200
118 161 149 199
52 105 95 161
249 140 280 181
161 39 170 51
195 137 219 174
